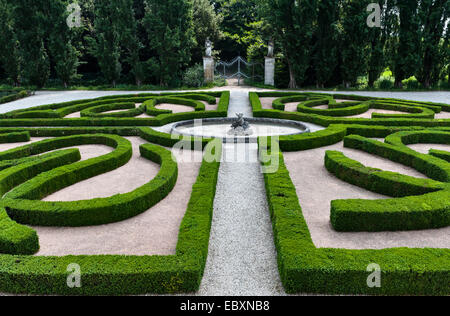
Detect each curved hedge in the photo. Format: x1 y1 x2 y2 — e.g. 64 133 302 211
0 149 81 255
326 132 450 232
297 99 370 117
251 92 450 129
261 147 450 295
0 91 230 127
3 140 179 227
0 140 222 295
145 97 205 116
80 102 145 118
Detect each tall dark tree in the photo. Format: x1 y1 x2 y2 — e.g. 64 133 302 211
339 0 371 88
262 0 318 88
14 0 50 88
0 0 21 86
214 0 259 60
45 0 81 88
88 0 123 86
392 0 421 88
415 0 449 88
313 0 339 88
119 0 145 86
144 0 195 86
367 0 396 88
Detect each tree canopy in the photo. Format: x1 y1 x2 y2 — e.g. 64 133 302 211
0 0 448 89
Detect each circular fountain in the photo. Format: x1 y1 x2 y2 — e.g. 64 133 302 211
171 113 311 143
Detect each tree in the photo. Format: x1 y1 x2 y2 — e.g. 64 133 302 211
415 0 449 88
88 0 123 87
144 0 195 87
313 0 339 88
118 0 145 86
339 0 371 88
45 0 81 88
262 0 318 88
367 0 396 88
0 0 21 86
392 0 421 88
13 0 50 88
192 0 223 63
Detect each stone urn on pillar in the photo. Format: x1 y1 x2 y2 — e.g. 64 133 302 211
265 39 275 86
203 38 215 84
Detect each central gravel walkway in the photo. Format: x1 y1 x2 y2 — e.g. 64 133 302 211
198 90 285 296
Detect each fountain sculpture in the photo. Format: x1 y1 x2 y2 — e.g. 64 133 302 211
228 113 254 136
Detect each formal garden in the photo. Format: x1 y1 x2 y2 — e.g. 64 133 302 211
0 89 446 296
0 0 448 298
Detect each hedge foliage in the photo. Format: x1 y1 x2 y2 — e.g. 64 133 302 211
251 92 450 129
261 146 450 295
0 130 222 294
255 92 449 295
0 90 29 105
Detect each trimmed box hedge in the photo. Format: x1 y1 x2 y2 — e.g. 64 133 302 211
0 140 222 295
261 145 450 295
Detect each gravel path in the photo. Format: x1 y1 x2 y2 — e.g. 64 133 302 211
198 91 285 296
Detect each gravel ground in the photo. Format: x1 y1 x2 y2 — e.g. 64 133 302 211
198 90 285 296
198 142 285 296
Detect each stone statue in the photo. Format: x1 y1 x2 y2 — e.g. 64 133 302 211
228 113 253 136
267 38 274 58
205 37 212 58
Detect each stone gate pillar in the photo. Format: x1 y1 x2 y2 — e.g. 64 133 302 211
203 57 215 84
264 57 275 86
265 39 275 86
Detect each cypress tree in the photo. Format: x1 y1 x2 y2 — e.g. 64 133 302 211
144 0 195 87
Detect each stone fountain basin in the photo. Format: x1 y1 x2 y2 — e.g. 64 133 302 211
171 118 310 142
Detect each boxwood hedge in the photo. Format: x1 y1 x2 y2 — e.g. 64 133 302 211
260 144 450 295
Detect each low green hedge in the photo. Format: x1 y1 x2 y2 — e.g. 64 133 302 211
331 189 450 232
0 149 82 255
250 92 450 129
276 125 347 151
345 134 450 182
145 97 205 116
0 132 30 143
0 140 222 295
0 207 38 255
272 95 309 111
370 101 436 119
326 132 450 232
429 149 450 162
2 91 228 120
0 91 230 127
297 99 370 117
261 146 450 295
0 90 29 104
80 102 145 118
325 150 449 232
325 150 444 197
139 127 211 150
3 138 179 227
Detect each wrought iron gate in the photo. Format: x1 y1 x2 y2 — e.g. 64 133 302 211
215 56 263 85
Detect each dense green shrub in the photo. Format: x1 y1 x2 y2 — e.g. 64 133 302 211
377 78 394 90
0 90 29 104
182 64 204 88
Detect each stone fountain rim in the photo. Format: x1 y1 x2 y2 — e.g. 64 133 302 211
170 117 311 143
